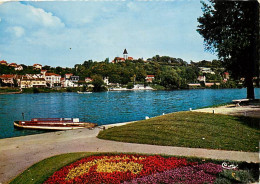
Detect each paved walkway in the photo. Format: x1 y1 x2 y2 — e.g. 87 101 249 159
0 127 259 184
194 104 260 118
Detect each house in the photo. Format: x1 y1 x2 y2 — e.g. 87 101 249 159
70 76 79 83
197 76 206 82
85 77 93 83
62 74 79 87
45 73 61 87
8 63 18 68
65 73 73 79
0 74 16 86
112 49 134 63
145 75 155 83
112 57 125 63
223 72 229 80
33 64 42 70
41 70 47 77
15 65 23 71
20 77 46 88
198 67 215 74
103 77 109 85
0 60 7 65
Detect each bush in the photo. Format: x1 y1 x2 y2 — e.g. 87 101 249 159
219 169 255 183
33 88 40 93
126 82 134 89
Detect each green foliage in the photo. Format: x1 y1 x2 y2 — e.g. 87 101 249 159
91 75 106 92
219 169 255 183
126 82 134 89
0 87 20 93
10 152 93 184
98 112 260 152
197 0 259 98
33 88 40 93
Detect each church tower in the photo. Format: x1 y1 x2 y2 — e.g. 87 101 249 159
123 48 128 60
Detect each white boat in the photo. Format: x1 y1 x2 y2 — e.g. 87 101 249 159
77 91 92 94
14 118 97 131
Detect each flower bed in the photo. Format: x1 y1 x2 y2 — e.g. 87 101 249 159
44 154 252 184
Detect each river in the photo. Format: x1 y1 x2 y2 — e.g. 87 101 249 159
0 88 259 139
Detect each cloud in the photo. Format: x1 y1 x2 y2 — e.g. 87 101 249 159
7 26 25 37
0 2 65 30
0 1 216 67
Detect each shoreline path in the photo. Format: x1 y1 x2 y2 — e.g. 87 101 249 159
0 105 259 184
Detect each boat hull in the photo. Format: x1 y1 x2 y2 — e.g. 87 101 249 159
13 120 97 131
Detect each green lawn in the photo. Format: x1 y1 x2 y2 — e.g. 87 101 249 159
98 112 260 152
10 152 93 184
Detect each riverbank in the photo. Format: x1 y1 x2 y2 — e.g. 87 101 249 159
0 103 259 183
194 99 260 118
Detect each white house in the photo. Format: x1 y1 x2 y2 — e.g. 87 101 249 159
20 77 46 88
33 64 42 70
45 73 61 87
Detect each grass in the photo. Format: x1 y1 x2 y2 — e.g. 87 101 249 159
9 152 259 184
98 112 260 152
0 87 20 93
9 152 94 184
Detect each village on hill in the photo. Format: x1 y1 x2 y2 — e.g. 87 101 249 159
0 49 255 92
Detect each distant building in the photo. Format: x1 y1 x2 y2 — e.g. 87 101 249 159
20 77 46 88
8 63 18 68
123 48 128 60
103 77 109 85
199 67 215 74
62 74 79 87
223 72 229 79
145 75 155 83
33 64 42 70
85 77 93 83
112 57 125 63
65 73 73 80
0 74 16 86
41 70 47 77
45 73 61 87
112 49 134 63
15 65 23 71
0 60 7 65
197 76 206 82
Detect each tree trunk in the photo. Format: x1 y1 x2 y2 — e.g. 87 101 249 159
245 76 255 99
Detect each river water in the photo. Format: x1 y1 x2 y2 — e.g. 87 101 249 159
0 88 259 139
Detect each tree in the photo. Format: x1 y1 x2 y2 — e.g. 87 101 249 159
91 75 105 92
197 0 259 99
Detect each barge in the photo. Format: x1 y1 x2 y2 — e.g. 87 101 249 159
14 118 97 130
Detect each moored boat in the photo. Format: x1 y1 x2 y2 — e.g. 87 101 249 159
77 91 92 94
14 118 97 130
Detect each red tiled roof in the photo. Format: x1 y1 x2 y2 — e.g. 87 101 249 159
115 57 125 61
45 73 61 76
128 57 133 60
0 74 15 79
146 75 155 78
65 73 73 76
33 64 42 66
0 60 7 63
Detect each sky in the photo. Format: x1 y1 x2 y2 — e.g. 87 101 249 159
0 0 217 67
